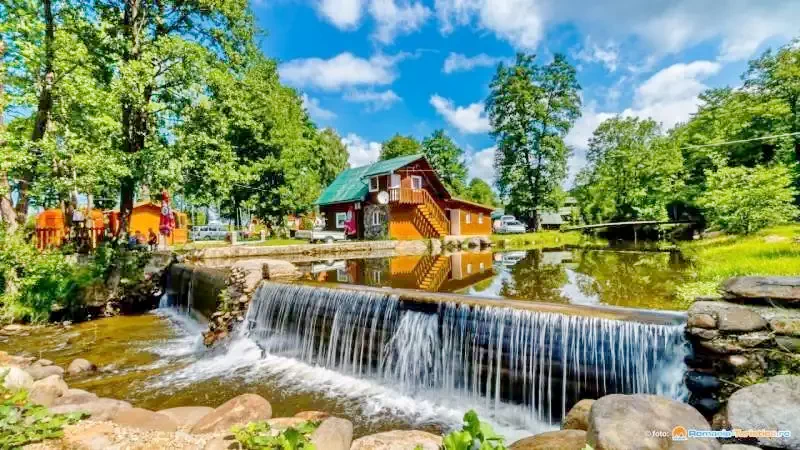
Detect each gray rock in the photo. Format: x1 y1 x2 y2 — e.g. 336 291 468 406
726 375 800 449
689 328 720 340
67 358 96 375
723 276 800 306
736 331 773 347
770 318 800 336
350 430 442 450
689 302 767 332
309 417 353 450
688 313 717 329
562 399 594 431
587 394 719 449
776 335 800 352
1 366 34 392
28 374 69 407
26 363 65 381
157 406 214 428
50 397 132 420
510 430 586 449
191 393 272 434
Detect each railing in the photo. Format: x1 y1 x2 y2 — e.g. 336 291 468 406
422 256 451 292
411 255 436 283
418 189 450 234
388 187 451 236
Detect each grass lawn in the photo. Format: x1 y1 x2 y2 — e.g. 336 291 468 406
172 238 306 252
676 224 800 301
249 238 307 247
490 230 607 250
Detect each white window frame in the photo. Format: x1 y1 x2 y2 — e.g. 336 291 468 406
467 263 472 274
465 212 471 224
371 210 381 226
411 175 423 190
478 213 483 224
389 173 401 189
335 212 347 229
337 269 350 282
369 176 380 192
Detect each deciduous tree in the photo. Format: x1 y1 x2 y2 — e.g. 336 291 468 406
421 129 467 195
379 134 421 160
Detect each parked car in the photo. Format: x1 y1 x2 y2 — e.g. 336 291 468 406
191 223 229 241
497 220 527 234
294 229 347 244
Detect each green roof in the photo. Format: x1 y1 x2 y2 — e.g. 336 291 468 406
316 154 425 206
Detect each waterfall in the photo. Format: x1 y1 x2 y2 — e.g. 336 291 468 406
243 282 688 425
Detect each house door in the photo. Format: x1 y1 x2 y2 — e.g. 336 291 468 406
449 209 460 235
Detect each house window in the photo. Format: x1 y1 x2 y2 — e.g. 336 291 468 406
335 212 347 229
369 176 380 192
411 175 423 190
478 213 483 224
373 270 381 284
479 262 485 272
371 210 381 226
337 269 350 282
390 173 401 188
465 213 471 224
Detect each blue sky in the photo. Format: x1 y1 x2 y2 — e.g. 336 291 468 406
252 0 799 186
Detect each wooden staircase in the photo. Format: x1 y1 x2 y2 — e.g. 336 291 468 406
389 187 450 238
417 255 451 291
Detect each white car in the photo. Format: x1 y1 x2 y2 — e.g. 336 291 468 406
191 223 229 241
497 220 527 234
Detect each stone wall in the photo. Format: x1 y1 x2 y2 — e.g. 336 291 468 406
685 276 800 424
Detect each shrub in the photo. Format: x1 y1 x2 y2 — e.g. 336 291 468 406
698 164 799 234
442 410 506 450
232 420 320 449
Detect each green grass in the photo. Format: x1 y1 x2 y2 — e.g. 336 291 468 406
249 238 307 247
676 224 800 301
491 230 607 250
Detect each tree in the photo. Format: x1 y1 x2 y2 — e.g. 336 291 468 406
698 164 798 234
380 134 421 161
575 117 684 223
465 178 499 206
421 129 467 195
316 128 349 186
486 53 581 230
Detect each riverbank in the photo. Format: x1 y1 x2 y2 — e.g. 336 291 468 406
491 230 607 250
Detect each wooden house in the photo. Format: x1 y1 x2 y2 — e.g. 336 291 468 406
316 154 494 239
107 202 189 245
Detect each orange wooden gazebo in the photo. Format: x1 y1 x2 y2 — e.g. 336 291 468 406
106 202 189 245
35 209 105 250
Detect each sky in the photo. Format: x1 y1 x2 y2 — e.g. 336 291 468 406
252 0 800 187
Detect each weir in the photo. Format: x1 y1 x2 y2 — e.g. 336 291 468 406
163 263 228 320
242 282 688 425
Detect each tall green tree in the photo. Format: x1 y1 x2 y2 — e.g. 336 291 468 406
421 129 467 195
379 134 421 160
465 178 499 206
316 128 349 186
575 117 684 222
486 53 581 230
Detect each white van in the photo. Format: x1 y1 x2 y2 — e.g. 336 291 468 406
191 223 228 241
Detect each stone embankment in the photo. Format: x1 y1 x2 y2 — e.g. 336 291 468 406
685 276 800 449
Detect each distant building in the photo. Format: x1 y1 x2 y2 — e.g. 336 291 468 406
538 211 564 230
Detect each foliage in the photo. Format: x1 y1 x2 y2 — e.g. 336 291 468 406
575 116 684 223
0 371 86 447
465 179 499 207
698 164 798 234
486 53 581 229
315 128 350 187
380 134 422 160
232 420 320 450
442 410 505 450
490 230 605 250
422 130 468 195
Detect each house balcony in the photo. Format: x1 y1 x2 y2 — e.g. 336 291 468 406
388 187 424 204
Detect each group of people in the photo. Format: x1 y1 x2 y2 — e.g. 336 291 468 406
128 229 160 251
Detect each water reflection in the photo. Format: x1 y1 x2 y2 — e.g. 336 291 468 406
300 249 691 311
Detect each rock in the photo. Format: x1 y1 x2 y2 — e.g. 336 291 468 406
726 355 754 370
112 407 179 432
157 406 214 428
776 335 800 352
52 389 99 407
62 422 116 450
266 417 309 429
191 393 272 434
688 313 717 329
562 399 594 431
723 276 800 306
295 410 330 421
28 374 69 407
1 366 34 392
720 445 762 450
689 301 767 332
689 328 720 340
309 417 353 450
770 318 800 336
691 398 722 416
699 339 745 354
36 358 53 366
203 434 237 450
726 375 800 449
26 363 65 380
50 398 132 420
67 358 97 375
587 394 719 450
510 430 587 449
686 372 721 393
351 430 442 450
260 260 301 281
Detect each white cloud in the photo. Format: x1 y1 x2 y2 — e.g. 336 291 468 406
466 146 496 184
442 53 508 74
436 0 544 50
622 60 721 129
343 89 402 111
317 0 364 29
429 95 491 134
370 0 431 44
280 52 403 91
574 38 619 72
301 94 337 120
342 133 382 167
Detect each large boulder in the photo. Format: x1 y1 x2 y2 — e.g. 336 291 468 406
50 398 132 421
688 302 767 332
53 389 99 407
723 277 800 306
562 399 594 431
28 374 69 407
309 417 353 450
510 430 586 449
157 406 214 429
67 358 97 376
191 393 272 434
587 394 719 450
350 430 442 450
726 375 800 449
111 407 179 432
26 363 65 381
295 410 330 421
1 366 34 392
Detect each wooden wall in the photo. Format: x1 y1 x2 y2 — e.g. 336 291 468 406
388 205 425 239
319 202 362 238
452 206 492 236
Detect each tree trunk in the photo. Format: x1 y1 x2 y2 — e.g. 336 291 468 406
0 41 18 232
16 0 56 225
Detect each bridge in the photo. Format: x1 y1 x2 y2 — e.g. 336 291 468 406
565 220 695 231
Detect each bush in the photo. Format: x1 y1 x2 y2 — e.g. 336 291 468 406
698 164 799 234
232 420 320 449
442 410 506 450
